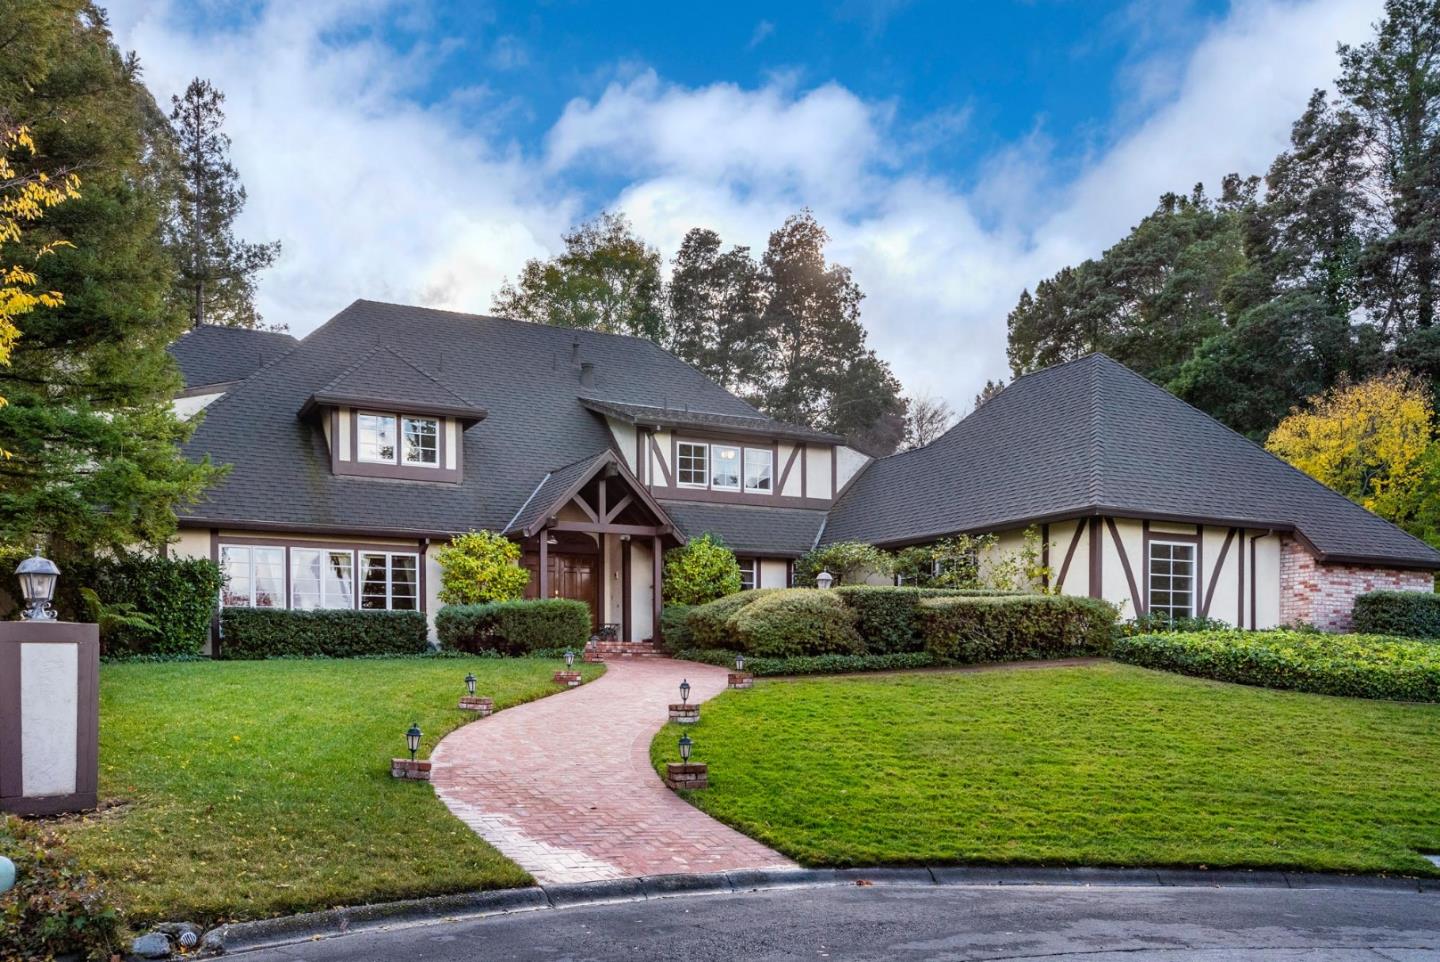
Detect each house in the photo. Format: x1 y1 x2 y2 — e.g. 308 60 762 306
166 301 1439 648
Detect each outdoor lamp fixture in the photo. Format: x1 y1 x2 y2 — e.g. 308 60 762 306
735 653 745 672
15 546 59 621
679 678 691 705
465 672 477 697
405 722 422 761
678 732 693 764
564 648 575 669
816 569 835 590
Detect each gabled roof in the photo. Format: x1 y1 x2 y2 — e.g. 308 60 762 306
299 346 487 423
504 448 680 540
825 353 1440 569
579 397 843 445
168 325 299 390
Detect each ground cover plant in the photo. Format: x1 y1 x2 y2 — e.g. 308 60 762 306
56 656 601 925
653 662 1440 875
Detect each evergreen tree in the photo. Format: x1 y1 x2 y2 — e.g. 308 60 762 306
166 78 281 329
666 228 766 395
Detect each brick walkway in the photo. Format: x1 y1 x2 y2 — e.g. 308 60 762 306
431 658 794 884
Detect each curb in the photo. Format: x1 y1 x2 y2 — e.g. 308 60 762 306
209 864 1440 956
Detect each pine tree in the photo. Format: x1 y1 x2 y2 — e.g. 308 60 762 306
666 228 767 396
166 78 280 329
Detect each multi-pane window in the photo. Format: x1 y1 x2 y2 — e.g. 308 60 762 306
291 548 355 609
220 545 285 607
357 414 397 463
360 553 420 610
401 417 438 466
677 442 709 487
711 444 741 490
738 558 757 591
743 447 773 493
359 412 439 467
1148 542 1195 621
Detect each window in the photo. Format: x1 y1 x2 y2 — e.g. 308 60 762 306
220 545 284 607
401 417 438 467
744 447 773 493
738 558 757 591
291 548 355 609
677 442 708 487
361 552 420 610
357 414 397 463
711 444 741 490
1148 541 1195 621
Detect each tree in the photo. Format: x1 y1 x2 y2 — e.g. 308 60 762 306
165 78 281 329
666 228 767 395
901 393 955 451
973 379 1005 410
793 540 893 586
433 530 530 604
492 211 664 340
662 533 742 605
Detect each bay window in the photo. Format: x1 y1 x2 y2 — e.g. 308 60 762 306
361 552 420 610
291 548 355 609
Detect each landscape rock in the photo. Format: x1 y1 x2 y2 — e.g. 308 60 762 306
130 931 173 959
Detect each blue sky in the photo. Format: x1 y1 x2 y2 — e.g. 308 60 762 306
107 0 1376 406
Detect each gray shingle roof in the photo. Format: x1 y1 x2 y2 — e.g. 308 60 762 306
304 346 486 421
503 450 614 536
579 397 842 444
168 325 299 390
659 501 828 556
824 354 1440 569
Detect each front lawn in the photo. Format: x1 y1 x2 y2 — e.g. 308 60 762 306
56 656 601 924
653 662 1440 876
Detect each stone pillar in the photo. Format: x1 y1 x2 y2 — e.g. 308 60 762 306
0 621 99 815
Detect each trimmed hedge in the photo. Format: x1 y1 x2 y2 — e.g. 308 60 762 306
686 589 781 648
219 608 429 659
659 604 695 651
833 585 1016 653
1352 590 1440 638
85 553 222 656
918 595 1117 663
673 647 936 676
435 599 591 654
729 589 864 657
1114 629 1440 702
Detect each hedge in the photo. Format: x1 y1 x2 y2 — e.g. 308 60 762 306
1114 629 1440 702
685 589 781 648
1352 590 1440 639
219 608 429 659
673 647 936 676
659 604 695 651
435 599 590 654
833 585 1016 653
85 553 222 656
917 594 1117 663
729 589 864 657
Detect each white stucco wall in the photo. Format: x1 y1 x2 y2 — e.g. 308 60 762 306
630 539 655 641
172 392 225 420
608 419 638 473
648 429 673 488
804 445 830 499
835 446 868 493
777 443 803 497
758 558 790 589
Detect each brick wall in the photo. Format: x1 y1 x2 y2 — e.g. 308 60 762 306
1278 536 1432 631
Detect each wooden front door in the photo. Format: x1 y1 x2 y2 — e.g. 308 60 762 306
547 553 599 631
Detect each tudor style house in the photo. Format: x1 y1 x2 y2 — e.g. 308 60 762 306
168 300 1440 649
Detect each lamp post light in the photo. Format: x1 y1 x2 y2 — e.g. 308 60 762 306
464 672 477 698
679 678 691 706
15 547 59 622
815 569 835 590
678 732 693 764
734 653 745 673
405 722 422 761
564 648 575 669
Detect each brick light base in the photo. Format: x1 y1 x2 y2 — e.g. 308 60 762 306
668 704 700 724
391 758 432 780
553 671 582 687
458 696 494 715
665 762 708 791
728 672 754 689
1278 536 1432 631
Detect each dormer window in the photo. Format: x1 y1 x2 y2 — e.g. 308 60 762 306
358 413 439 468
403 417 438 466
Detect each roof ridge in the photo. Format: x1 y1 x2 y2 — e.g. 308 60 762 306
1087 354 1104 505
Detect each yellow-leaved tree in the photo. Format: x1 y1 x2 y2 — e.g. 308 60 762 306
1265 371 1439 542
0 122 81 450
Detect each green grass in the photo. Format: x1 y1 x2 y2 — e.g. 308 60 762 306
57 657 601 924
651 662 1440 876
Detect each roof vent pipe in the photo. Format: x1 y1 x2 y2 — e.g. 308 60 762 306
571 338 581 366
579 361 595 387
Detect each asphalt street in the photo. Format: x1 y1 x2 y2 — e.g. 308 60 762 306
232 882 1439 961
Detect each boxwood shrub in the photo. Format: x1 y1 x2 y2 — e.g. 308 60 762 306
685 589 781 648
219 608 429 659
833 585 1016 653
1351 590 1440 638
673 647 936 676
729 589 864 657
918 594 1117 663
1114 629 1440 702
435 599 590 654
659 604 695 651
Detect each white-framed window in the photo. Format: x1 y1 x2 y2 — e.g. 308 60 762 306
738 558 757 591
744 447 773 493
711 444 741 490
1148 541 1195 620
360 552 420 610
357 413 398 463
401 417 439 467
220 545 285 607
291 548 355 609
677 441 709 487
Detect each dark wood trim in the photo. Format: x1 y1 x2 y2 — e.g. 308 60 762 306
1105 517 1141 615
334 409 462 484
1087 516 1103 599
648 433 674 487
183 518 462 540
652 486 833 510
538 530 549 600
651 535 663 646
636 430 646 484
0 637 19 800
569 492 599 524
217 534 418 554
551 521 669 537
830 446 837 499
1237 527 1246 627
777 444 802 495
800 444 808 498
1249 532 1267 629
1056 519 1086 591
523 451 682 541
621 538 633 642
604 495 633 524
1201 527 1237 618
1041 523 1051 590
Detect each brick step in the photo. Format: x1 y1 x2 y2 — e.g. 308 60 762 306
586 641 663 660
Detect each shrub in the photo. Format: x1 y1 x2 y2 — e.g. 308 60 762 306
433 530 530 605
730 589 864 657
1114 629 1440 702
918 595 1118 663
1352 590 1440 638
83 551 221 656
0 815 120 961
663 533 742 605
1119 612 1234 636
794 541 894 586
834 585 1018 653
686 589 780 648
673 647 936 676
659 604 695 651
219 608 429 659
435 599 590 654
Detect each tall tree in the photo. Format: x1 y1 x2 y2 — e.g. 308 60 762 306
492 211 664 340
901 393 956 451
166 78 281 329
666 228 767 395
0 1 221 557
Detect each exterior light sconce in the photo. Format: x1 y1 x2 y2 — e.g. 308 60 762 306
815 570 835 590
15 547 59 622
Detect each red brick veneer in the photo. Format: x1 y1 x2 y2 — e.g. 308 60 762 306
1278 536 1431 631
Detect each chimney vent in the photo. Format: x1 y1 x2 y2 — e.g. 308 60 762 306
579 361 595 387
570 338 581 366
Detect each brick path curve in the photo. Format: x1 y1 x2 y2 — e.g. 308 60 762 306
431 658 794 884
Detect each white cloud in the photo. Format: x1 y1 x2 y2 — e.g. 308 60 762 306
104 0 1380 408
